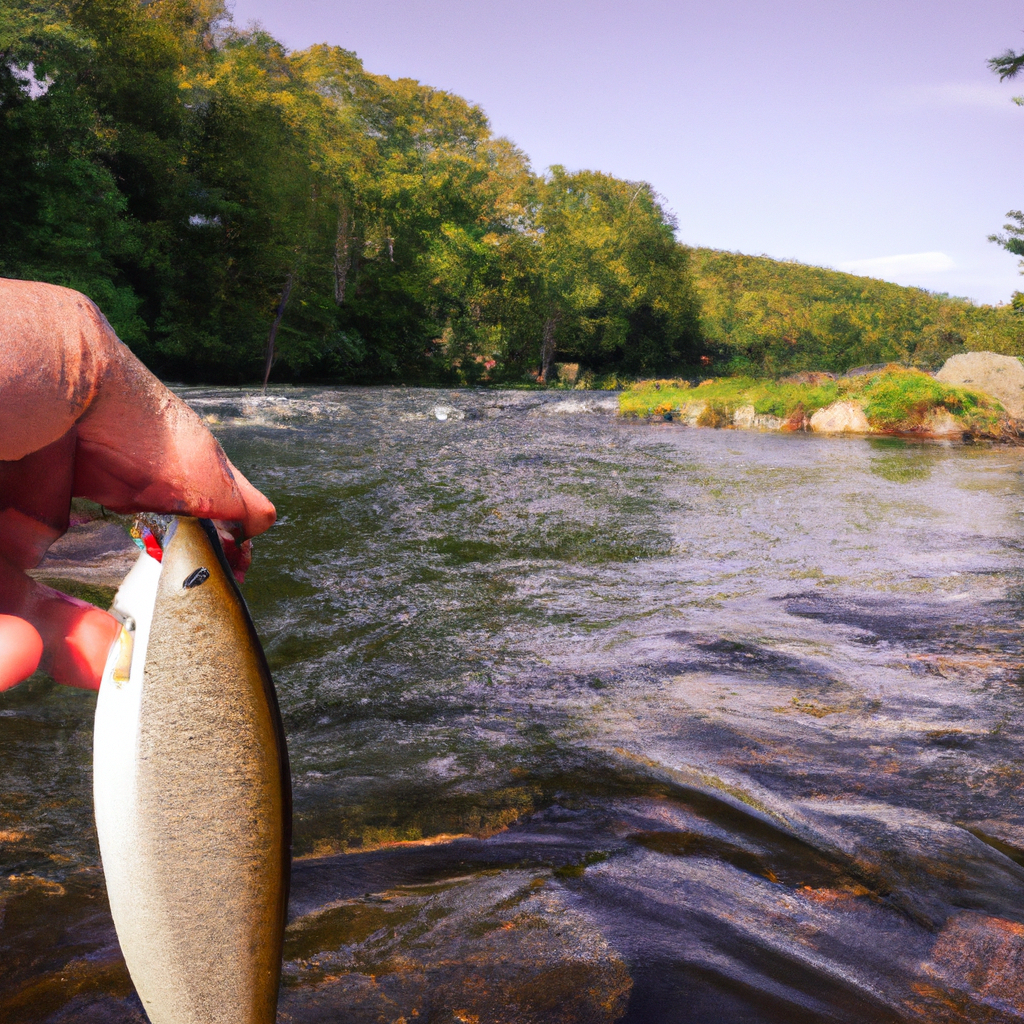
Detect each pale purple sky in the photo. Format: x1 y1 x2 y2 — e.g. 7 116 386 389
229 0 1024 304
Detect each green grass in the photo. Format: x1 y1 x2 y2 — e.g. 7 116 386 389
858 372 1000 429
619 367 1005 433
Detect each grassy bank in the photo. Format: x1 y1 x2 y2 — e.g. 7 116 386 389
619 366 1007 434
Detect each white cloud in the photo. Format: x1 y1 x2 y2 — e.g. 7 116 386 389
836 252 956 277
900 82 1019 111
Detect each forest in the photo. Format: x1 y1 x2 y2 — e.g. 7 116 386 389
2 0 1022 386
692 250 1024 377
0 0 702 384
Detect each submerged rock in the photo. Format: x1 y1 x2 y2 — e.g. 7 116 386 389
809 401 872 434
936 352 1024 418
280 867 632 1024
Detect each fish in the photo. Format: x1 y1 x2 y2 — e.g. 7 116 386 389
93 516 291 1024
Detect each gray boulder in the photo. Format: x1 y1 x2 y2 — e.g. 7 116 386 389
935 352 1024 417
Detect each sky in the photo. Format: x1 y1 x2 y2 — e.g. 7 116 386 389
227 0 1024 305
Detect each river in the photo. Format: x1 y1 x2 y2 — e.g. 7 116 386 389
3 386 1024 1022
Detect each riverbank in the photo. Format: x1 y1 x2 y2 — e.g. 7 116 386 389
619 365 1020 439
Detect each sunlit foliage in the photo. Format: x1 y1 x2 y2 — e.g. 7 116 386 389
0 0 699 383
4 2 1018 385
621 368 1005 434
691 250 1024 377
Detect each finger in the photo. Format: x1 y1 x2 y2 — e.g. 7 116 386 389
0 281 100 461
0 430 76 570
0 559 120 690
0 280 276 539
0 615 44 691
212 521 254 582
72 347 276 539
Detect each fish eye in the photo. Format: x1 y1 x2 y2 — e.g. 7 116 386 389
183 567 211 589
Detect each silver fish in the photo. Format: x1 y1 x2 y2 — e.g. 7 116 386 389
94 517 291 1024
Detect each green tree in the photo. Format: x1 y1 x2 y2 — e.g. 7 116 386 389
0 2 707 385
690 248 1023 376
533 167 701 380
989 210 1024 265
988 41 1024 278
0 0 153 342
988 45 1024 84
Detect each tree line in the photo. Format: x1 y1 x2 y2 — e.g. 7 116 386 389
3 1 1023 387
692 249 1024 377
0 0 703 384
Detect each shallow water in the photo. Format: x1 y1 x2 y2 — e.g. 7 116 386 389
3 386 1024 1022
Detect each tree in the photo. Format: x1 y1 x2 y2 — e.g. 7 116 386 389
989 210 1024 264
0 0 155 343
989 46 1024 83
988 40 1024 275
0 3 708 385
532 168 702 379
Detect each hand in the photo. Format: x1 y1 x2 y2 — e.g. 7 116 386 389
0 279 276 692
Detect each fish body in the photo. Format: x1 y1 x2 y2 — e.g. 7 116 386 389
94 517 291 1024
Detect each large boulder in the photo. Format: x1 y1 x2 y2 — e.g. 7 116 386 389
936 352 1024 418
732 405 784 430
809 401 871 434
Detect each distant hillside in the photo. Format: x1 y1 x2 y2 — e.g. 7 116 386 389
690 248 1024 377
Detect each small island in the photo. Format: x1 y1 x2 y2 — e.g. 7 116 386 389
619 352 1024 440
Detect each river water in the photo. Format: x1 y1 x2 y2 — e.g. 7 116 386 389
3 386 1024 1023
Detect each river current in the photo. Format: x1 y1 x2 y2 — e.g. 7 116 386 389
3 386 1024 1022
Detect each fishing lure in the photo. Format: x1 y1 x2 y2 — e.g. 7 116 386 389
95 517 291 1024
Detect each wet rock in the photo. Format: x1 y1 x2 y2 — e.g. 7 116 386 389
936 351 1024 417
534 397 619 416
732 405 784 430
922 911 1024 1016
0 870 141 1024
28 519 137 588
40 520 133 562
279 869 632 1024
809 401 872 434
